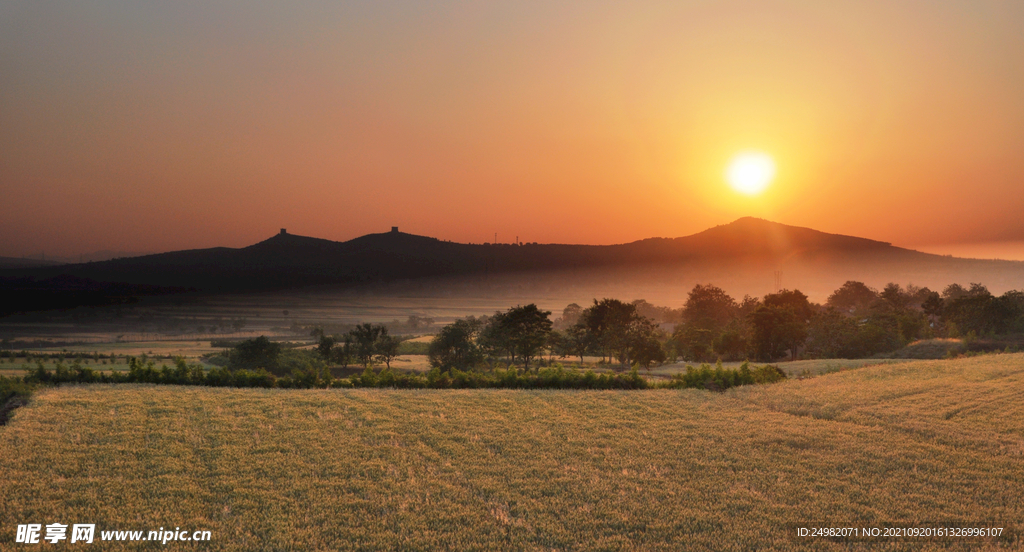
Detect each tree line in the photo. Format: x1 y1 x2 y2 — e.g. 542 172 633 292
425 280 1024 370
308 324 402 369
427 301 667 372
670 281 1024 362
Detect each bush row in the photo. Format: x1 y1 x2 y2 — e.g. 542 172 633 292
345 365 651 389
17 357 784 391
664 362 787 391
23 358 280 388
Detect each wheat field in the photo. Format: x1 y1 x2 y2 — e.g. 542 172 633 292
1 354 1022 550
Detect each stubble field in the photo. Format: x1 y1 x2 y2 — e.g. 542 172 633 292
1 354 1022 550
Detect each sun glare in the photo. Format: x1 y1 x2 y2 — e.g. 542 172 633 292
726 152 776 195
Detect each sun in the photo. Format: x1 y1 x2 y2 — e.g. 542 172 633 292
726 152 776 195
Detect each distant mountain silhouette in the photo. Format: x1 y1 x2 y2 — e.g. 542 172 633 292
0 256 65 270
2 219 1022 314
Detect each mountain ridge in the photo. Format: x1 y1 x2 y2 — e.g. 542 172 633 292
2 218 1021 315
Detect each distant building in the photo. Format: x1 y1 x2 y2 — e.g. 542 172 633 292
280 228 287 235
391 226 399 233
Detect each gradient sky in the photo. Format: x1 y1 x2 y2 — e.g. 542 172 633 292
3 1 1024 258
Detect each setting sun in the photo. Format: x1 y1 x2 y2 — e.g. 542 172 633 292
726 152 776 195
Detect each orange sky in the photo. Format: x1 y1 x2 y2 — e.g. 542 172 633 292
2 1 1023 258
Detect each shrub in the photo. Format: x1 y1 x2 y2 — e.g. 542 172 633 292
1 376 33 406
232 369 277 388
0 376 34 425
666 361 786 391
228 336 282 374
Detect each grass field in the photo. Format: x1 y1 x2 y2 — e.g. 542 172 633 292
1 354 1022 550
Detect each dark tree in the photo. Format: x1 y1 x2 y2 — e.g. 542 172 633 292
560 323 593 365
671 324 715 362
229 336 281 373
749 305 805 361
582 298 663 368
942 283 997 335
683 284 737 331
546 330 563 361
375 332 401 369
483 304 553 370
921 290 944 318
479 311 512 361
631 332 667 370
581 298 636 363
932 285 1024 337
806 308 860 358
349 323 383 368
942 283 969 301
713 320 750 361
631 299 677 323
749 290 813 362
621 315 664 368
764 289 814 320
333 334 353 368
878 283 912 313
997 290 1024 334
737 294 761 318
316 334 335 360
428 319 483 372
557 303 584 329
827 281 878 316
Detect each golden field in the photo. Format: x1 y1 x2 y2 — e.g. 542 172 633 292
1 354 1022 550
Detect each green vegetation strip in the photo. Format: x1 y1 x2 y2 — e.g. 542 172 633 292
0 377 33 425
1 354 1021 550
15 358 786 390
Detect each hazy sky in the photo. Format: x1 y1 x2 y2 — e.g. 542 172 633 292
3 1 1023 258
